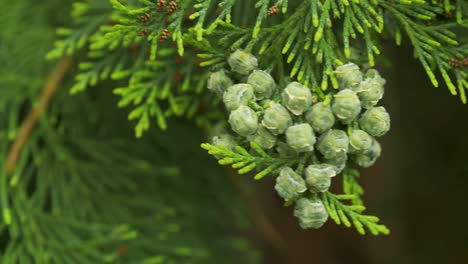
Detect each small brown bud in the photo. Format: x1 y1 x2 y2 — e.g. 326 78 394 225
462 58 468 67
448 57 460 68
159 28 170 42
167 1 179 14
138 28 148 36
157 0 167 12
140 13 151 22
267 5 279 16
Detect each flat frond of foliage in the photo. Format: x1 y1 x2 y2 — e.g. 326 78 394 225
48 0 467 137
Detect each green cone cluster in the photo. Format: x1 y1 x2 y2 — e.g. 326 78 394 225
207 51 390 230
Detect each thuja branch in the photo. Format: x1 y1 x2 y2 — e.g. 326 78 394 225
202 50 391 233
4 57 74 175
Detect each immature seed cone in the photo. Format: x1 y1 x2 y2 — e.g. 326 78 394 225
212 134 237 159
359 106 390 137
305 102 335 134
353 139 381 168
332 89 361 124
294 197 329 229
335 63 363 90
305 164 336 192
247 70 276 100
285 123 316 152
228 105 258 136
357 70 385 109
275 167 307 202
261 102 293 135
282 82 312 115
247 127 277 150
207 70 233 96
317 129 349 159
349 129 373 153
323 154 347 174
212 134 237 151
228 49 258 75
275 141 298 158
222 84 254 111
365 69 386 86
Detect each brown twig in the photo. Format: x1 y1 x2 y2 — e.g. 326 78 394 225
4 57 74 175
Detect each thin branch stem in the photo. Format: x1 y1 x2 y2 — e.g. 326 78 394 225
4 57 74 175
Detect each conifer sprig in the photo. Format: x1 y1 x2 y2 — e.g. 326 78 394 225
201 141 389 235
201 142 301 180
47 0 467 137
1 3 259 260
381 1 468 102
321 192 390 235
342 168 364 205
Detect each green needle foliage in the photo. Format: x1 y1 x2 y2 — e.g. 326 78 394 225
48 0 467 137
322 192 390 236
1 0 257 262
1 0 467 261
201 142 301 180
